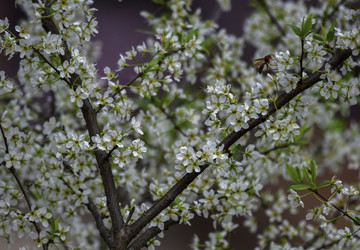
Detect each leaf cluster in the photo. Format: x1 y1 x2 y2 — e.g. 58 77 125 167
313 19 336 45
288 13 313 40
286 159 320 190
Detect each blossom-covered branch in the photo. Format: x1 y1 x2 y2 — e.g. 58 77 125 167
1 0 359 249
0 123 46 249
33 0 125 243
127 48 352 245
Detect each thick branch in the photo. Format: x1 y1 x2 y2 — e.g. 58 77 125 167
127 166 206 241
81 100 124 235
128 220 179 250
126 49 352 242
219 49 352 149
33 0 124 239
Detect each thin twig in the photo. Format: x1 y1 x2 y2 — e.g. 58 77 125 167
104 145 119 162
58 166 114 247
0 123 47 250
314 235 360 250
33 48 72 87
0 122 9 153
1 124 33 213
300 39 305 84
96 48 182 114
125 207 135 228
96 73 142 113
210 0 223 23
309 189 360 250
45 0 56 8
158 106 186 137
310 189 359 225
255 0 286 36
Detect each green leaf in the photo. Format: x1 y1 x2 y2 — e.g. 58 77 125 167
152 0 165 4
290 183 311 190
171 197 181 207
354 216 360 226
145 57 161 72
150 95 162 107
161 94 174 107
320 24 327 37
324 0 337 16
47 215 61 235
310 159 317 185
286 164 302 183
330 19 337 30
185 29 198 43
328 118 346 132
295 166 303 182
318 180 331 186
296 125 311 138
250 0 267 14
303 167 313 186
229 144 242 157
200 37 213 54
313 33 324 41
292 139 309 146
326 19 336 42
49 216 55 232
177 31 184 44
292 125 310 146
302 13 313 36
288 24 302 37
302 30 313 39
46 208 57 232
327 30 335 43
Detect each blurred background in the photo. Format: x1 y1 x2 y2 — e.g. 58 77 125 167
0 0 255 78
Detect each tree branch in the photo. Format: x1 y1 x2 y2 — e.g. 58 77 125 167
58 167 114 248
219 49 351 149
80 100 125 235
300 39 305 83
87 198 114 248
33 47 72 87
255 0 286 36
310 189 359 225
127 167 206 241
0 123 47 250
95 73 142 113
158 106 186 137
126 49 352 243
33 0 125 240
128 220 179 250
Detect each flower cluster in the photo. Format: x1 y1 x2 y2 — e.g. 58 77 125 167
287 177 360 249
175 141 228 173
